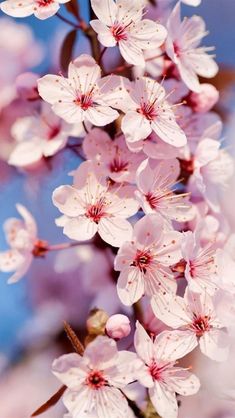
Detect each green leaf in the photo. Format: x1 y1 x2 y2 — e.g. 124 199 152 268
60 29 77 73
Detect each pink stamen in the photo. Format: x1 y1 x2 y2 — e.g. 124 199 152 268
74 93 93 110
85 370 106 390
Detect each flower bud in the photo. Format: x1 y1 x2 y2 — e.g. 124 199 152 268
86 308 109 336
105 314 131 340
189 83 219 113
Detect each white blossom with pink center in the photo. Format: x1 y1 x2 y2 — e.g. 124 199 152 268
120 77 187 146
37 54 121 126
90 0 167 67
165 2 218 92
151 288 230 362
188 138 234 213
8 103 84 168
114 214 182 306
135 158 194 223
52 161 139 247
52 336 137 418
0 0 70 20
0 204 38 283
181 230 219 295
134 322 200 418
83 128 145 183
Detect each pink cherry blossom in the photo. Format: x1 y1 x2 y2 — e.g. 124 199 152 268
0 0 70 20
126 131 179 159
15 72 40 101
52 335 137 418
177 106 222 160
114 214 182 305
135 158 194 223
187 83 219 113
83 128 145 183
188 138 234 212
120 77 187 146
151 288 230 362
166 2 218 92
37 54 120 126
180 230 218 295
90 0 167 67
134 322 200 418
8 103 84 168
0 204 38 283
106 314 131 339
52 161 139 247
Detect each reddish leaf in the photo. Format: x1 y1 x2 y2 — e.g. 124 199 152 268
60 29 77 72
31 385 66 416
65 0 80 21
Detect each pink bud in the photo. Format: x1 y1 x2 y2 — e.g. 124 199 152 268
15 72 40 101
106 314 131 340
189 83 219 113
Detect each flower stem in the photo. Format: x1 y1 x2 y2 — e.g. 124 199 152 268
56 12 81 29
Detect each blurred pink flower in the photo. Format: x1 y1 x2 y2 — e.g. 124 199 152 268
0 204 38 283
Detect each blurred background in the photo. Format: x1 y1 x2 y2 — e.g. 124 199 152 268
1 1 235 417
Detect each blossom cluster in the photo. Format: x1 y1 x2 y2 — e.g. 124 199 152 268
0 0 234 418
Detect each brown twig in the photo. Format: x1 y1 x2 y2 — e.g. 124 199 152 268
31 385 66 416
63 320 85 355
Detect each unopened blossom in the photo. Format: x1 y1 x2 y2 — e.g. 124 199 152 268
134 322 200 418
0 0 70 20
106 314 131 340
120 77 187 146
166 2 218 92
38 54 120 126
136 158 193 223
151 288 229 361
83 128 144 183
0 204 38 283
52 336 137 418
114 214 182 306
9 103 84 168
180 230 218 295
52 161 139 247
188 138 234 212
90 0 167 67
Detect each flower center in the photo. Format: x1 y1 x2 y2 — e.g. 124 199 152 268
86 199 107 224
173 42 181 57
37 0 53 7
137 102 158 121
132 249 152 273
149 362 162 381
191 314 211 337
111 23 129 42
109 157 129 173
74 93 93 110
86 370 106 390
